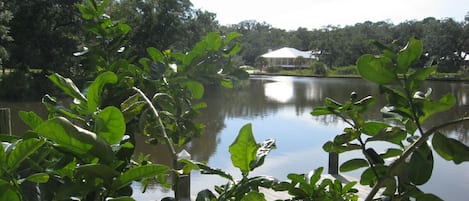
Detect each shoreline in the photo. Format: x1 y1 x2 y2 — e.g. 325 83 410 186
247 71 469 83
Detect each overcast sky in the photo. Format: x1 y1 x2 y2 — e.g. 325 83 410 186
190 0 469 30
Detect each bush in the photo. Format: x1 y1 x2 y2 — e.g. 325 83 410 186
265 66 281 73
311 61 327 76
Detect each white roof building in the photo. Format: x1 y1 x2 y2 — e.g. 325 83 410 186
261 47 317 68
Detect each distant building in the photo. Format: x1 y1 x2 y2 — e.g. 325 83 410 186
261 47 318 68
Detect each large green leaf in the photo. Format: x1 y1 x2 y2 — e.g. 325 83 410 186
340 158 369 172
35 117 114 163
432 132 469 164
181 80 205 99
368 127 406 146
48 73 87 103
18 111 44 130
95 106 126 144
397 38 423 73
6 138 45 172
112 164 169 190
229 123 258 175
357 54 398 84
408 142 433 185
76 164 119 183
0 182 20 201
147 47 164 62
25 173 50 183
362 121 390 136
87 71 118 112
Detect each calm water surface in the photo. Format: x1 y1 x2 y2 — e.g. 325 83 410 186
2 75 468 200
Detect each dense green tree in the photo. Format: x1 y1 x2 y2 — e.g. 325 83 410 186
109 0 195 57
5 0 82 74
0 1 13 76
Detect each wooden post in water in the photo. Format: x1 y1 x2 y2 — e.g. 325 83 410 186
328 152 339 175
175 149 191 201
0 108 11 135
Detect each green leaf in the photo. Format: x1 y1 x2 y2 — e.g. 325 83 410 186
240 192 266 201
76 164 119 182
197 163 234 181
18 111 44 130
48 73 87 103
325 97 342 109
204 32 222 51
353 96 376 112
229 123 258 175
362 121 390 136
397 38 423 73
35 118 92 155
308 167 323 185
7 138 45 171
250 139 276 171
196 189 217 201
220 79 233 88
340 159 369 172
322 141 361 153
0 182 20 201
432 132 469 164
223 43 242 56
0 141 6 166
368 127 406 146
225 32 243 44
360 165 387 186
406 66 437 92
408 142 433 185
25 173 49 183
35 117 114 163
112 164 169 190
95 106 126 144
311 106 333 116
87 71 118 112
419 94 456 123
357 54 398 84
380 148 403 159
147 47 164 62
181 80 205 99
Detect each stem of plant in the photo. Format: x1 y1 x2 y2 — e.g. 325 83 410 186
364 116 469 201
132 87 177 157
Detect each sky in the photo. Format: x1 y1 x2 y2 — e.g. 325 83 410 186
190 0 469 30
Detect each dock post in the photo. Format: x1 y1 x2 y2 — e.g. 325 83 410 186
175 149 191 201
328 152 339 175
0 108 11 135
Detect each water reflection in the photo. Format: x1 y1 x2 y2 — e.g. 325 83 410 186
2 75 469 200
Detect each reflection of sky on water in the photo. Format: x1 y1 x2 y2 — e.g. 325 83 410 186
264 81 293 103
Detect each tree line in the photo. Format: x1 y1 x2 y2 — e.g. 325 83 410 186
0 0 468 99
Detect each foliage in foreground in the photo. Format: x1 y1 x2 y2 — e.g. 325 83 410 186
1 1 468 201
312 38 469 200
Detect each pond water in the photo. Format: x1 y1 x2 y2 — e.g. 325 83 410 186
2 75 468 200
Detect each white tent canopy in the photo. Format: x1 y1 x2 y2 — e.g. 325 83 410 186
261 47 312 58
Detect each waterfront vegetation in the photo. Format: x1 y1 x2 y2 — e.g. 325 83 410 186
1 1 469 201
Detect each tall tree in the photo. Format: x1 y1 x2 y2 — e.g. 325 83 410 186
0 1 13 76
109 0 194 57
5 0 82 74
